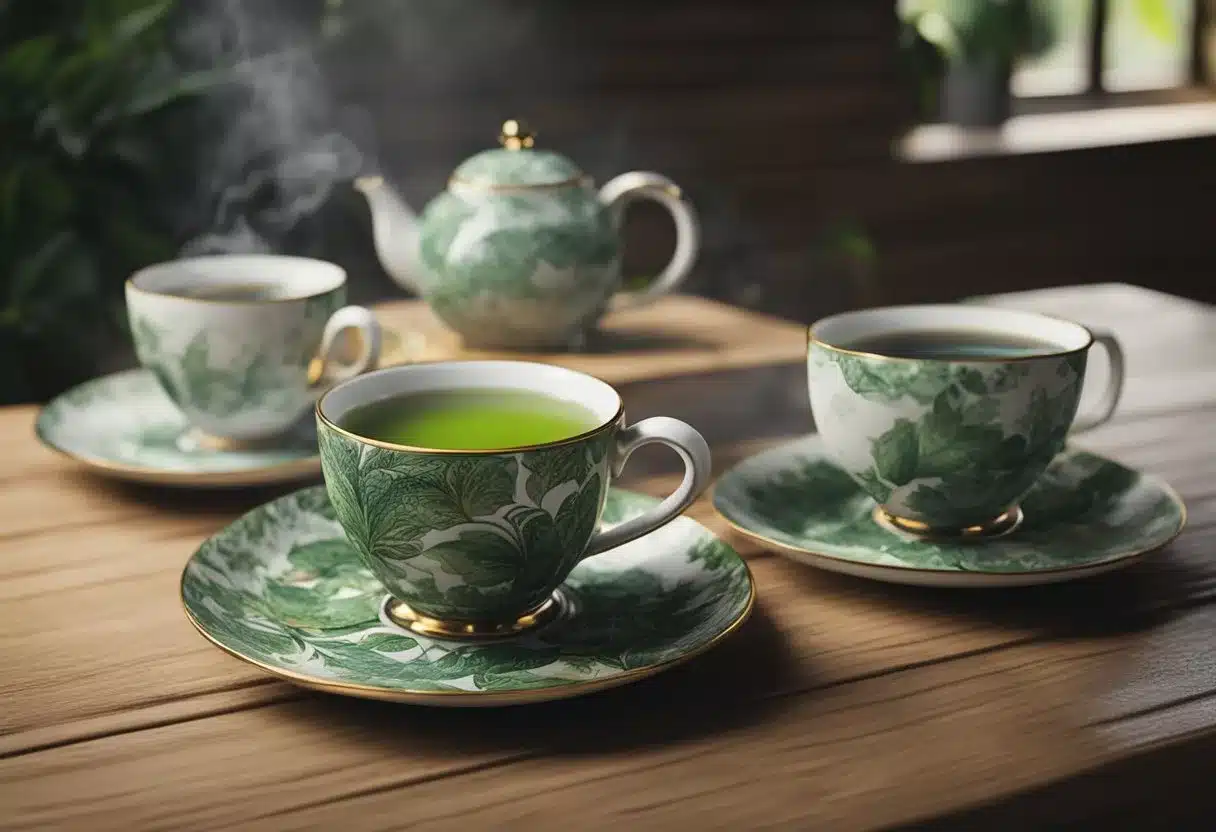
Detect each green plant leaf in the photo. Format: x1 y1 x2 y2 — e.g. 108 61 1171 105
11 230 75 302
1132 0 1177 44
0 34 58 86
113 0 174 44
124 61 233 117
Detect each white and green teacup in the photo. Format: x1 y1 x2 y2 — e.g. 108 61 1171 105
807 305 1124 538
316 360 713 638
127 255 381 443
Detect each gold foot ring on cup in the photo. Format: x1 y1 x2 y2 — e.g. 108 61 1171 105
873 505 1024 541
383 591 567 641
177 428 284 453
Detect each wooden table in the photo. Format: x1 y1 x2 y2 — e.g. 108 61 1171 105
2 286 1214 830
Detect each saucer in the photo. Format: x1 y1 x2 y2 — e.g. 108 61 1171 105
36 369 321 487
713 435 1185 588
181 486 755 706
35 327 420 488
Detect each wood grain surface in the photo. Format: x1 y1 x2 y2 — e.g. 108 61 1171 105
371 294 809 384
1 286 1214 831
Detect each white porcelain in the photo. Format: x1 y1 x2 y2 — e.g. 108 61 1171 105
713 434 1186 589
314 360 714 631
807 304 1125 532
126 255 381 442
354 120 701 350
35 369 321 487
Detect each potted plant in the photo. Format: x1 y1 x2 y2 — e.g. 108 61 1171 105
898 0 1055 127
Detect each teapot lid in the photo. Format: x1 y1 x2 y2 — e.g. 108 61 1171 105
450 120 584 189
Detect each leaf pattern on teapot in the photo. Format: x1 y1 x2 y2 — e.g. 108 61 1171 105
416 185 621 348
452 147 583 186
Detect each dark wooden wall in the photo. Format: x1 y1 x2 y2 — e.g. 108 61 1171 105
322 0 1215 322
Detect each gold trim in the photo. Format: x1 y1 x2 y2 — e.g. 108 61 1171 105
447 173 588 193
125 256 345 306
499 118 535 150
33 346 407 489
385 592 565 640
180 562 756 705
315 360 626 455
182 429 300 454
712 478 1187 581
34 414 320 488
872 505 1024 541
448 117 587 190
805 307 1096 364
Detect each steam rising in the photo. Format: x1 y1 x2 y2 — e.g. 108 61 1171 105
179 0 364 256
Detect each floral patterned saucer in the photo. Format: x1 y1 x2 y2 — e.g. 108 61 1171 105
34 329 417 488
181 487 755 706
713 435 1185 588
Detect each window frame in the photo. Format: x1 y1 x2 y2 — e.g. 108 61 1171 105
1077 0 1209 96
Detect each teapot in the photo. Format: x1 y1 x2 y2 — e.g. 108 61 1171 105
356 120 699 350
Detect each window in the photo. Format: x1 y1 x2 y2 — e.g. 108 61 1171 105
901 0 1216 161
1015 0 1209 97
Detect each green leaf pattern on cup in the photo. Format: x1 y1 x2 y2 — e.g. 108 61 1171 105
713 436 1184 573
317 422 617 621
129 292 340 422
810 346 1086 526
181 486 753 693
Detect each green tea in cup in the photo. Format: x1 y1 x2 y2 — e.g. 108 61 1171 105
846 330 1064 360
317 360 712 639
339 388 600 450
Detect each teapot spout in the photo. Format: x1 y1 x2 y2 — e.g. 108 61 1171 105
354 175 425 296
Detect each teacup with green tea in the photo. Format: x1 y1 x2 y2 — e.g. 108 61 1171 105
126 255 382 445
807 305 1125 538
316 360 712 638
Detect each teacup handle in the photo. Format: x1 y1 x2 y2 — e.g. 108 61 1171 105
581 417 712 559
599 172 700 311
1070 330 1125 434
309 306 383 391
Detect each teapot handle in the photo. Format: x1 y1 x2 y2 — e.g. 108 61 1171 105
598 172 700 310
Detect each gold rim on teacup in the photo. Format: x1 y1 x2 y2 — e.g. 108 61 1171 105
805 303 1126 539
126 254 347 305
315 359 714 640
315 359 626 456
806 307 1096 364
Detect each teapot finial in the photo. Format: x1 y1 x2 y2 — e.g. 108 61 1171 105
499 119 535 150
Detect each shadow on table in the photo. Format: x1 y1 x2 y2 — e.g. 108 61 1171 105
276 599 804 756
74 360 813 517
614 361 810 478
581 325 716 354
772 545 1205 641
72 471 321 522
